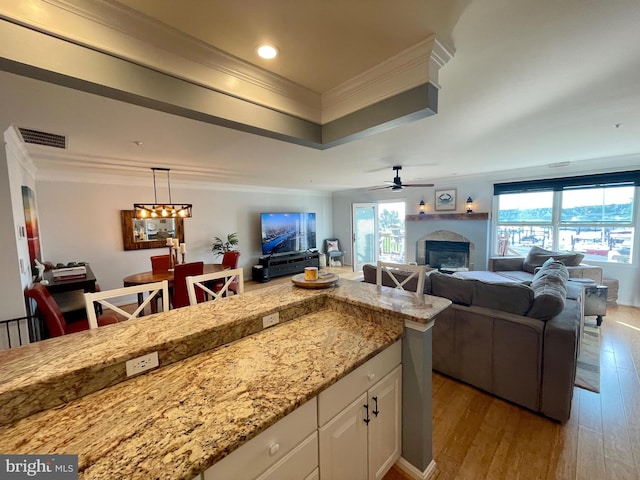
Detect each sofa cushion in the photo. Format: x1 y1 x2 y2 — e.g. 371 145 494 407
430 272 474 306
473 281 534 316
523 246 584 274
527 260 568 320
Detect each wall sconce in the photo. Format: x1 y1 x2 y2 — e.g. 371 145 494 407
466 196 473 214
419 200 425 215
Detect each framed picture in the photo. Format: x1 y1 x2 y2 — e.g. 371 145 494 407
435 188 457 211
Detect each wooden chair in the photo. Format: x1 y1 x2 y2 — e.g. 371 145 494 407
25 283 119 338
376 261 426 293
186 268 244 305
212 251 241 294
170 261 204 308
84 281 169 329
150 255 171 273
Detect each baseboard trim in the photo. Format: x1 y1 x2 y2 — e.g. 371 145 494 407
395 457 437 480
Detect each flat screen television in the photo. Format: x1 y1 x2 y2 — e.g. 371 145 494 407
261 212 317 256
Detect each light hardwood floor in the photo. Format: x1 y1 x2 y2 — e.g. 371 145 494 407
385 304 640 480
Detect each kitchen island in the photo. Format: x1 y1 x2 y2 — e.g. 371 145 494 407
0 279 450 479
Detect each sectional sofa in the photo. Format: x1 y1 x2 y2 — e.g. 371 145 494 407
363 257 587 422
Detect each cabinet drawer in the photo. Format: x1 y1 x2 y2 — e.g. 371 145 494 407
318 340 401 427
256 432 318 480
204 398 317 480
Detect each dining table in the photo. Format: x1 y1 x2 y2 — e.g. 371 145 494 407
123 263 226 308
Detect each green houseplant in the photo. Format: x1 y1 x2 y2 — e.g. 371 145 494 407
211 232 239 258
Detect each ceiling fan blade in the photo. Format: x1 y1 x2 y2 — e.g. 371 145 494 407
403 183 434 187
368 186 391 190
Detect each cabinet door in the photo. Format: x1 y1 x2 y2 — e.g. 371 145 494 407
368 365 402 480
319 392 368 480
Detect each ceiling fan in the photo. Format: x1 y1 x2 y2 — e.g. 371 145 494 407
370 166 434 191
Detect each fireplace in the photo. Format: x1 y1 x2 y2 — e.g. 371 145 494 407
425 240 470 271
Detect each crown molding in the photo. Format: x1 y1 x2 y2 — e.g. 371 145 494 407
28 149 332 196
4 126 37 178
1 0 452 125
3 0 321 121
321 36 453 123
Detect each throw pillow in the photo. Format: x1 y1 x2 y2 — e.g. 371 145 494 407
542 256 556 267
523 246 584 273
327 240 339 252
527 260 568 320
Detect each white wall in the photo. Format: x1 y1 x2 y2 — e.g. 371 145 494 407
35 178 332 293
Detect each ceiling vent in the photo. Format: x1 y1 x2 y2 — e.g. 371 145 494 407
18 128 67 149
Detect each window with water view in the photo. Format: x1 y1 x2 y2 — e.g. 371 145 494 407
496 183 635 264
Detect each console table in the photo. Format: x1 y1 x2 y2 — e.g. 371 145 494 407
259 251 320 279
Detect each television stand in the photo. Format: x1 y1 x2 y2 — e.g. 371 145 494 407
259 251 320 279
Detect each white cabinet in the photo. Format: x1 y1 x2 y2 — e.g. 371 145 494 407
318 392 369 479
318 341 402 480
367 366 402 480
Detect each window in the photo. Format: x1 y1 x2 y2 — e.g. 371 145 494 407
558 186 634 263
494 171 639 264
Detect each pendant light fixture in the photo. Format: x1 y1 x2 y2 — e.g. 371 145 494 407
134 167 192 219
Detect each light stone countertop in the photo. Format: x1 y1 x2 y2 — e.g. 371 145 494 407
0 279 451 479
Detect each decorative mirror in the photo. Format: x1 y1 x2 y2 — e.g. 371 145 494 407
120 210 185 251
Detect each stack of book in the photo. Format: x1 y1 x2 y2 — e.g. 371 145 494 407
52 266 87 280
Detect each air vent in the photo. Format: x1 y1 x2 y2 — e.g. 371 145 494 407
18 128 67 149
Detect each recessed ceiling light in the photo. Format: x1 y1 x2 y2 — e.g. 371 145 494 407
257 45 278 59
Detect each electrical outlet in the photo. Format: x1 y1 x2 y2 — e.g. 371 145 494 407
263 312 280 329
126 351 159 377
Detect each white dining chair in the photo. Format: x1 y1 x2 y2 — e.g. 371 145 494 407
376 261 426 293
186 268 244 305
84 280 169 329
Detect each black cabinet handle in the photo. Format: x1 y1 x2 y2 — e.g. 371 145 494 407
363 404 370 425
372 396 379 417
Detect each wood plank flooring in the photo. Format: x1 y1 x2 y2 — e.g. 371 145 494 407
385 305 640 480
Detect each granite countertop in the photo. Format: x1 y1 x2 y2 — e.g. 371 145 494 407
0 279 451 479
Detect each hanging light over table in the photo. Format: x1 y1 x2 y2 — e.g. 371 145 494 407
134 167 192 219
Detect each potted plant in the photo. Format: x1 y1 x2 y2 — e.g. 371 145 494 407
211 232 239 258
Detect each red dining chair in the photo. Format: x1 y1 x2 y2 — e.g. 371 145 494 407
150 254 172 311
213 251 241 294
151 255 171 273
171 262 204 308
25 283 119 338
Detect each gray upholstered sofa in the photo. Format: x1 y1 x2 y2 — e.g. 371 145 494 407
488 246 603 284
362 259 583 422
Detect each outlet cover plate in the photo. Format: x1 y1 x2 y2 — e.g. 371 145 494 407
263 312 280 328
126 351 159 377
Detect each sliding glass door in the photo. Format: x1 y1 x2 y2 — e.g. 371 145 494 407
352 203 378 272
